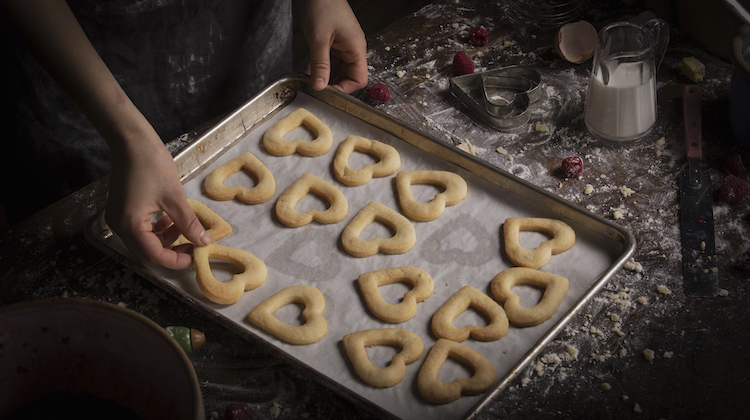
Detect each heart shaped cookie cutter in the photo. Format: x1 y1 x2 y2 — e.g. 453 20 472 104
450 66 542 131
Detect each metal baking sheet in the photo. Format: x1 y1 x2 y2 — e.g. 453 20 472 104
86 74 635 420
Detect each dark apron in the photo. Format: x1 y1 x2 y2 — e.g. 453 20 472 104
2 0 293 223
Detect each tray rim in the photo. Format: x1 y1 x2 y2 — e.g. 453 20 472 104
85 73 636 420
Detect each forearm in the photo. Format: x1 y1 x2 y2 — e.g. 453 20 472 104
2 0 157 156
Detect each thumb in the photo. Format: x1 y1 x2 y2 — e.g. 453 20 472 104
307 38 332 91
167 197 211 247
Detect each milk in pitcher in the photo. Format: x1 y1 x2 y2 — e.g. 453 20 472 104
585 61 656 142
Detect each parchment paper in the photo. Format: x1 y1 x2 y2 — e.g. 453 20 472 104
148 93 622 420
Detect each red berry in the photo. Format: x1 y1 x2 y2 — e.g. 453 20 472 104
718 174 749 204
737 250 750 273
469 26 489 46
366 82 390 102
724 154 746 176
452 51 474 75
224 403 252 420
561 156 583 176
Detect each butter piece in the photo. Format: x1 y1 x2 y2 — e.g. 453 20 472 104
681 56 705 82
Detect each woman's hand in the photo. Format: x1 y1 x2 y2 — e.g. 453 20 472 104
105 126 210 271
295 0 368 93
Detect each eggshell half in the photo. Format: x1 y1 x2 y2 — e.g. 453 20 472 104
555 21 597 64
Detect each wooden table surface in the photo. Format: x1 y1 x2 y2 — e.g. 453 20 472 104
2 1 750 419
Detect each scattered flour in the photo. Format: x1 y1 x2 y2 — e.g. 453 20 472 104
457 139 480 155
619 186 635 197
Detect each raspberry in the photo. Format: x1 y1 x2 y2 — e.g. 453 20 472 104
561 156 583 177
724 153 746 176
469 26 489 46
366 82 390 102
718 174 749 204
737 250 750 273
452 51 474 75
224 403 252 420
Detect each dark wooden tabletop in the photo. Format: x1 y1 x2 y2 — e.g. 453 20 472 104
2 1 750 419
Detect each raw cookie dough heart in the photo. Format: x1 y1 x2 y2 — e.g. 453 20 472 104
431 285 509 342
490 267 569 327
503 217 575 269
262 108 333 157
396 170 468 221
275 173 348 227
204 152 276 204
341 201 416 257
343 328 424 388
333 135 401 186
193 244 267 305
417 338 496 405
358 266 434 323
247 285 327 345
171 199 232 247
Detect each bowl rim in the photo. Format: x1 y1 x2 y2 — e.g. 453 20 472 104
733 25 750 77
0 297 204 419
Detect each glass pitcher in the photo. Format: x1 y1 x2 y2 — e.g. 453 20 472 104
584 18 670 143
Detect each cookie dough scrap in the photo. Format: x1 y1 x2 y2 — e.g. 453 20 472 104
204 152 276 204
490 267 569 327
503 217 575 269
358 266 434 323
396 170 468 222
193 244 267 305
275 173 348 227
343 328 424 388
333 135 401 186
263 108 333 157
417 338 496 405
431 285 509 342
171 199 232 247
341 201 416 258
248 285 327 345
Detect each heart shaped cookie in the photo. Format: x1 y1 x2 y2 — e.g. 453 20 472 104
417 338 496 404
503 217 575 269
341 201 416 258
171 199 232 247
358 266 433 323
490 267 569 327
431 285 508 342
275 173 348 227
396 170 468 221
343 328 424 388
204 152 276 204
247 285 327 345
262 108 333 157
193 244 267 305
333 135 401 186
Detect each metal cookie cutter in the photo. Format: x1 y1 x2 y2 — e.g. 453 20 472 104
450 66 542 131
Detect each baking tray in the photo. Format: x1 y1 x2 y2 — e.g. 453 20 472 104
86 73 635 420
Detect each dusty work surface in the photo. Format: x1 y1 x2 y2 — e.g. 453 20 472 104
1 0 749 419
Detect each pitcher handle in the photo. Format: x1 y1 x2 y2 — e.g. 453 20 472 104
644 18 670 69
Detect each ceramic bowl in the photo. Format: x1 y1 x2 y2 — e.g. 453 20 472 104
0 297 204 419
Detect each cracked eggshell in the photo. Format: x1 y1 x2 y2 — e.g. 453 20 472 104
555 21 597 64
